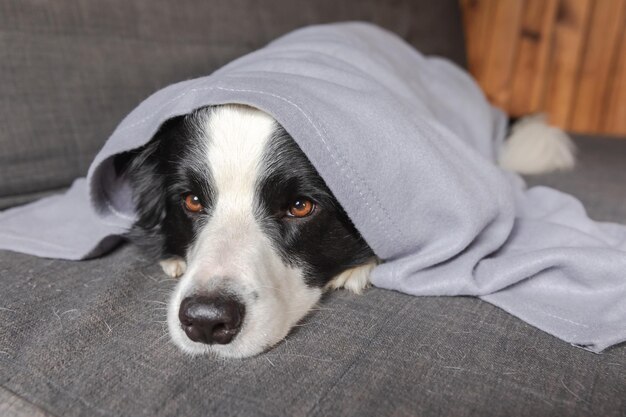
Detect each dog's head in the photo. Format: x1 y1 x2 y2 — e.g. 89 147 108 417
120 105 375 358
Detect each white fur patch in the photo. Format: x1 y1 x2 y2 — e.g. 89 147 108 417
159 257 187 278
326 259 378 294
166 105 322 358
498 114 576 175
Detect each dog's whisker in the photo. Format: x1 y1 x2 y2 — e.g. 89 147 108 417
290 321 321 328
264 352 338 363
156 331 171 342
137 270 160 283
142 299 168 305
308 306 336 312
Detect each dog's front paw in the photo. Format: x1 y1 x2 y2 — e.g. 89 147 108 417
159 257 187 278
325 259 378 294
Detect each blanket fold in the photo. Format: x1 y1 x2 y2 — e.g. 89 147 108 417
1 22 624 352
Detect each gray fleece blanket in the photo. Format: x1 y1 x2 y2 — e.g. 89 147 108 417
1 23 625 353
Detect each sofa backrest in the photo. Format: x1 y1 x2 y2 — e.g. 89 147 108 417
0 0 465 209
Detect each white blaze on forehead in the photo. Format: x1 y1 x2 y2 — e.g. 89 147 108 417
183 104 276 273
205 104 275 206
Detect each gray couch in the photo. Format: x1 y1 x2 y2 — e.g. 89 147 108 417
1 2 624 416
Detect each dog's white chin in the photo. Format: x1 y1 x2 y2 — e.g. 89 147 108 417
165 260 380 358
166 271 323 359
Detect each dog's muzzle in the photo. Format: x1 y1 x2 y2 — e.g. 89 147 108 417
178 294 245 345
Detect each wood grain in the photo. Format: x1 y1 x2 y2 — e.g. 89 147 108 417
602 7 626 135
543 0 593 128
461 0 497 80
461 0 626 136
479 0 525 109
509 0 559 116
570 0 626 133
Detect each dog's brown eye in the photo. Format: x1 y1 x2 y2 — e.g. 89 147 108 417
183 194 203 213
287 198 315 218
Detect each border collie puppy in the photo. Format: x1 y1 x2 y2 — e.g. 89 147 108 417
121 104 574 358
122 104 376 358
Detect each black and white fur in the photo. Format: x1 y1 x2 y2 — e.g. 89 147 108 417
119 104 574 358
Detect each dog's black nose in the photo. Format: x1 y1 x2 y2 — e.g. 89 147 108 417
179 295 245 345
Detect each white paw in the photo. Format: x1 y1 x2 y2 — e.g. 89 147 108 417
159 257 187 278
325 259 378 294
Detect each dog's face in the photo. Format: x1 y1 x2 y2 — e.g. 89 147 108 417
121 105 375 358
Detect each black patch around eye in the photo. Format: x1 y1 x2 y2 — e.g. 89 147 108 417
121 107 217 260
256 125 375 288
172 170 214 217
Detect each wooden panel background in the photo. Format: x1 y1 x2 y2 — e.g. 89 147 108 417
460 0 626 136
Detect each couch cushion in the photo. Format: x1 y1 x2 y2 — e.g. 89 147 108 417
524 134 626 223
0 0 465 209
1 246 625 417
0 134 625 417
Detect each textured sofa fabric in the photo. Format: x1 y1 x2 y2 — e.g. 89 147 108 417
524 135 626 223
1 135 625 417
0 0 465 209
2 1 625 416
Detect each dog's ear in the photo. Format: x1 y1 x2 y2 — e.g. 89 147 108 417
123 139 165 230
116 116 185 255
114 115 186 178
